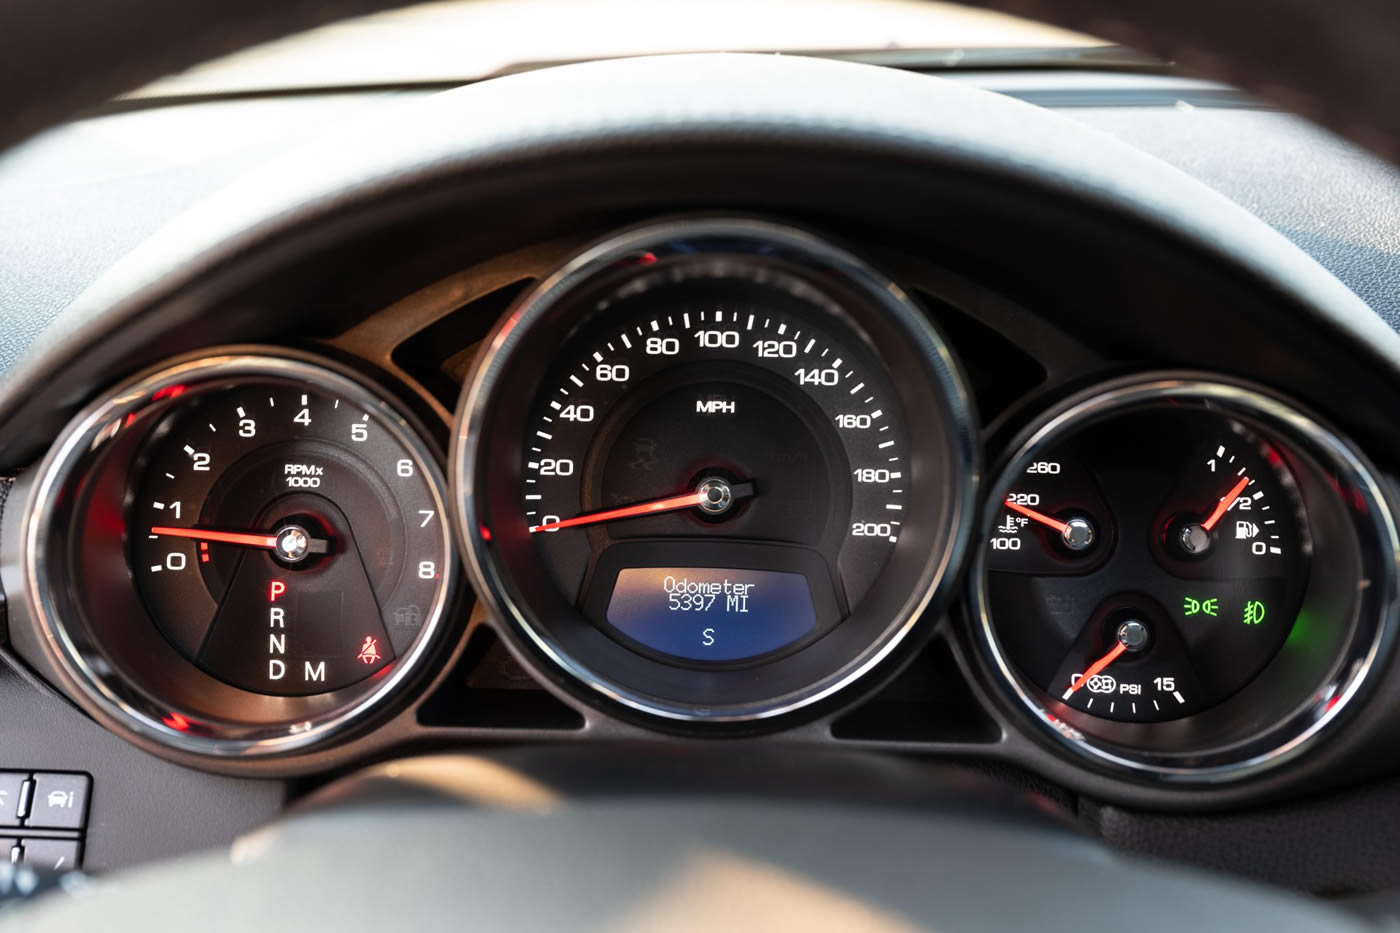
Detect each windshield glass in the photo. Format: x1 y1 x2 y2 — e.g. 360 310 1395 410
129 0 1120 99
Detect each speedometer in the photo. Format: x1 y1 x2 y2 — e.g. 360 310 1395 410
456 218 975 725
524 264 909 665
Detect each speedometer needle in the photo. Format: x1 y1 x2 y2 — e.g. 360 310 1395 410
529 480 755 533
1201 475 1251 531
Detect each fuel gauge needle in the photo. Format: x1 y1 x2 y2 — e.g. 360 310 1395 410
1202 475 1251 531
1063 641 1128 700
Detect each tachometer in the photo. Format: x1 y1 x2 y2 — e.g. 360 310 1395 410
131 379 448 696
456 218 975 725
13 351 457 758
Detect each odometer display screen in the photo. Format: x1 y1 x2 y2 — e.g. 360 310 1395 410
606 567 818 662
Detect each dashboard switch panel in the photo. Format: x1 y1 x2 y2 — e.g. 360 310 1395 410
18 838 81 873
27 774 89 830
0 774 24 826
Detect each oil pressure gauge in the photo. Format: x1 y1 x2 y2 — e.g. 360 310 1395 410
987 411 1308 722
971 376 1398 780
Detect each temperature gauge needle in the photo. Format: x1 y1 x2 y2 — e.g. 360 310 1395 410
1202 475 1251 531
1063 641 1127 699
529 480 755 533
1004 499 1070 534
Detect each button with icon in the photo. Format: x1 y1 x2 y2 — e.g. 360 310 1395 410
0 774 25 827
19 838 81 873
26 774 89 830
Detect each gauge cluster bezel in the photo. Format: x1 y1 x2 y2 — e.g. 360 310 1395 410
968 375 1400 782
5 349 459 758
3 223 1398 798
452 218 979 727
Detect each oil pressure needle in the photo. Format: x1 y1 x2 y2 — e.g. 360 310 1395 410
1063 641 1128 700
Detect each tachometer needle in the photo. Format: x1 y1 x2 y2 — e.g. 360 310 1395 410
1201 475 1250 531
1004 499 1070 534
529 481 755 533
150 526 279 549
1062 641 1127 700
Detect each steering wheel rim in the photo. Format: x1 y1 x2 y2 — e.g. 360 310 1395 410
6 749 1378 932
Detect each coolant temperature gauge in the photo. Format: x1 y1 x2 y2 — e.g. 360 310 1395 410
984 407 1310 723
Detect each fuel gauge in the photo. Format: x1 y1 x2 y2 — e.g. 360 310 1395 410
984 403 1309 723
972 377 1398 780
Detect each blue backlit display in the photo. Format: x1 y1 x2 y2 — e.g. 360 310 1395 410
605 567 818 662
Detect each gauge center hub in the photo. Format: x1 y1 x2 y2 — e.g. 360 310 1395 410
1116 619 1150 652
1061 516 1096 552
1177 521 1212 556
695 476 735 516
274 524 313 563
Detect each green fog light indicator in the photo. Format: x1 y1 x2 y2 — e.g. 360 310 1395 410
1243 600 1266 625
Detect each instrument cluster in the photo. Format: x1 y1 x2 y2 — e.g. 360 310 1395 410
4 217 1396 787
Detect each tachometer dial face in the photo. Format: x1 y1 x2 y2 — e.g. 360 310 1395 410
525 265 909 666
20 351 460 757
987 408 1310 722
130 380 450 697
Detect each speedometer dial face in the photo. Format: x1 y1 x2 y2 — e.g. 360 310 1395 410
130 377 452 697
456 219 975 724
525 266 909 666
